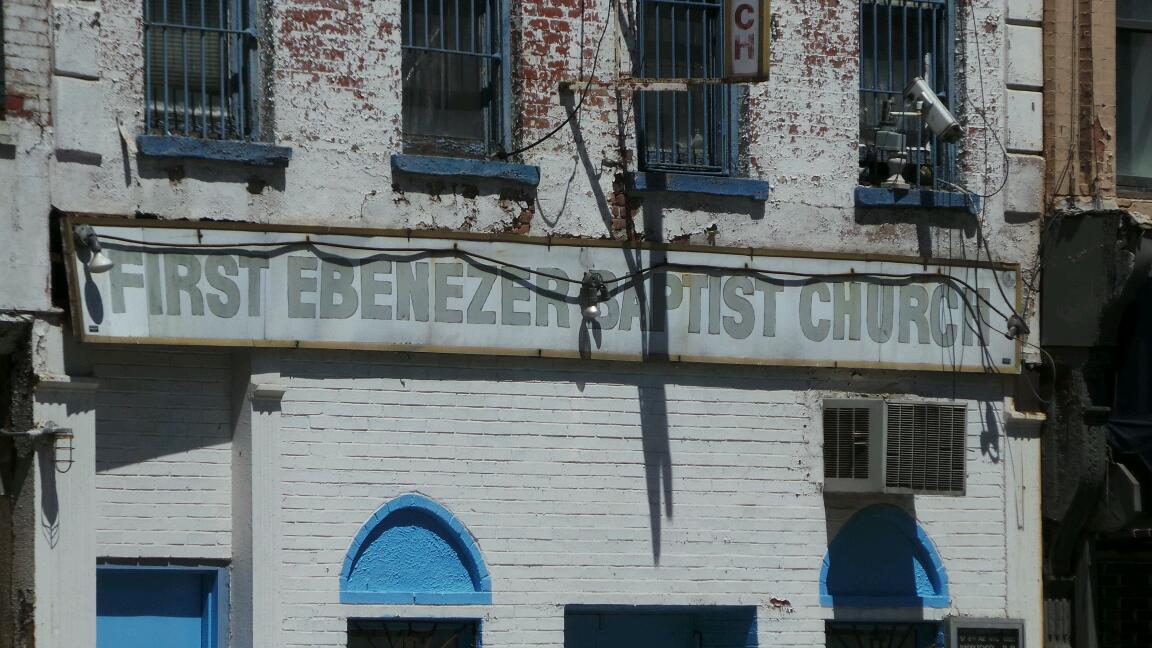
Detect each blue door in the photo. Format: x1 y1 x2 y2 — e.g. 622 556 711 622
97 567 221 648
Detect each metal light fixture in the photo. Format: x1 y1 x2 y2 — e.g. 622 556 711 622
579 271 609 320
74 224 114 273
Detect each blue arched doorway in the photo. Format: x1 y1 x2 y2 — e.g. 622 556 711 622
820 504 950 608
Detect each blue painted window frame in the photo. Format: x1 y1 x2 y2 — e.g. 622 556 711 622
96 562 228 648
858 0 957 191
400 0 512 158
142 0 261 141
635 0 736 176
340 493 493 605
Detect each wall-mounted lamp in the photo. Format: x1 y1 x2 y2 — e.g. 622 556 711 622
74 224 115 274
1005 314 1030 340
579 271 609 320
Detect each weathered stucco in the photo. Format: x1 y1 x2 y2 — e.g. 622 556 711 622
38 0 1036 279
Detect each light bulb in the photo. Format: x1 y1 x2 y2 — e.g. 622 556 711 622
87 250 115 273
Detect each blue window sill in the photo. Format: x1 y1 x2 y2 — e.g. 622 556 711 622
627 172 770 200
854 186 975 211
136 135 292 168
391 154 540 187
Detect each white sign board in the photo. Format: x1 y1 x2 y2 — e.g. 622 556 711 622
65 220 1020 373
726 0 771 81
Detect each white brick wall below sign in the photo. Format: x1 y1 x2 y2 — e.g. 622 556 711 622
87 348 1020 645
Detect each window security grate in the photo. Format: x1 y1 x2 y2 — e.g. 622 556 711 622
348 619 479 648
401 0 502 157
823 407 872 480
858 0 955 189
637 0 730 174
884 402 966 494
143 0 257 139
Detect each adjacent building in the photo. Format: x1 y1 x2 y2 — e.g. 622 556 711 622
2 0 1047 647
1040 1 1152 646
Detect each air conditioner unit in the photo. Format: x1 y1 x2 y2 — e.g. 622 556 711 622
822 399 967 496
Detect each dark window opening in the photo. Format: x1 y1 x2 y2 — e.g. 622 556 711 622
565 606 757 648
401 0 502 158
347 619 479 648
1117 0 1152 188
636 0 731 175
826 622 941 648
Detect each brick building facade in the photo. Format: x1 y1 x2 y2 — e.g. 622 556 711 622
1 0 1047 646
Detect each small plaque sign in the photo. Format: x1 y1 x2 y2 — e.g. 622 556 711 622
948 619 1024 648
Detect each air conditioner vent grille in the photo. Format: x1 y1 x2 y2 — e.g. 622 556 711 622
884 403 966 494
823 407 872 480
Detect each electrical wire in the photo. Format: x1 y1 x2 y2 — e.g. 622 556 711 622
96 232 1021 325
494 0 613 160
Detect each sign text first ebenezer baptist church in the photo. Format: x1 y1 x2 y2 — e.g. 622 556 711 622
64 218 1021 373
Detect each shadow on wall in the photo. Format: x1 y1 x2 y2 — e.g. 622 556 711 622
92 348 233 471
391 173 536 204
854 206 977 259
564 605 758 648
136 158 287 194
821 499 949 621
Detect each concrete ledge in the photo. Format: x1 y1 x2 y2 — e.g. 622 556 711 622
854 186 973 211
391 154 540 187
136 135 292 168
627 172 770 200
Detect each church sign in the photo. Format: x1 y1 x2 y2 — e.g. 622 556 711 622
64 217 1020 373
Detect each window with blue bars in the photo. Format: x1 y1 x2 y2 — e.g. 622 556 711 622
858 0 956 190
143 0 258 140
402 0 505 158
636 0 732 175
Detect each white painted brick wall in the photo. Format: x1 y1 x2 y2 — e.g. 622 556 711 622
262 352 1010 647
93 349 233 559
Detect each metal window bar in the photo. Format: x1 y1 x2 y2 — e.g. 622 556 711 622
143 0 256 139
637 0 729 174
401 0 501 157
858 0 954 190
347 620 479 648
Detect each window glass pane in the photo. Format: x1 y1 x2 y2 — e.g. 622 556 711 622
402 50 489 154
143 0 252 139
1117 28 1152 180
401 0 495 156
640 87 725 171
1118 0 1152 23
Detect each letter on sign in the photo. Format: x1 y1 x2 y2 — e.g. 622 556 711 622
726 0 770 81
